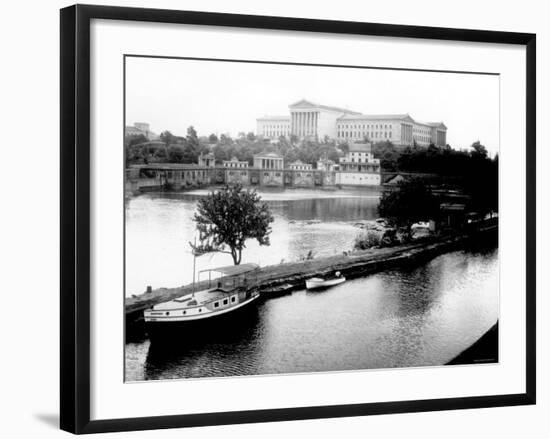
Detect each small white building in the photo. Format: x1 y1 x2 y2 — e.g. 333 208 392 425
253 152 284 186
223 157 249 168
125 122 159 140
336 142 381 186
253 151 284 170
316 159 336 172
198 152 215 168
288 160 312 171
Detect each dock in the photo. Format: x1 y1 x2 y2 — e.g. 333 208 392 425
125 223 497 337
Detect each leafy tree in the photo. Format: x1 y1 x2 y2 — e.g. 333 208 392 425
372 140 398 171
470 140 488 159
219 133 233 145
463 147 498 216
125 133 148 148
339 141 350 154
159 131 175 146
167 145 185 163
246 132 256 142
191 184 274 265
153 146 167 161
186 126 199 147
378 178 439 240
208 133 218 143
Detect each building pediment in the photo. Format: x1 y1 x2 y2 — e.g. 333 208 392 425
426 121 447 129
289 99 318 109
289 99 361 115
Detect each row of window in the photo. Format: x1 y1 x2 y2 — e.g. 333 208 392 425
338 174 380 180
348 158 378 164
223 162 248 168
338 131 392 139
165 170 207 179
263 130 290 137
262 124 290 138
338 123 391 130
213 296 236 308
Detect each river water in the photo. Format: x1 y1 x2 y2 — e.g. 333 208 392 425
125 187 381 296
124 188 498 381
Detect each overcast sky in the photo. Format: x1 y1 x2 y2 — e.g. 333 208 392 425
125 56 499 155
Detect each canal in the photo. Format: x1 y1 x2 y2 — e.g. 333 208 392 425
124 188 498 381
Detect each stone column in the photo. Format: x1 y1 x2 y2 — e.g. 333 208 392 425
314 112 318 137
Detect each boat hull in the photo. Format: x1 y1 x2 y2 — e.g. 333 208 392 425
306 277 346 290
144 293 260 342
261 283 294 298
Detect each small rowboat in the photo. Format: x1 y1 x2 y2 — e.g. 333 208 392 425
261 283 294 297
306 272 346 290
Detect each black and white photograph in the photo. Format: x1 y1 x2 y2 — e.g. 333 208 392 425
124 56 499 382
1 0 545 436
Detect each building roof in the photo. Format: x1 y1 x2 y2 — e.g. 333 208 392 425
199 263 259 276
425 122 447 129
223 156 248 163
256 115 291 121
254 151 283 158
338 113 413 121
289 99 361 115
338 114 447 130
290 160 312 167
130 163 200 170
348 142 372 153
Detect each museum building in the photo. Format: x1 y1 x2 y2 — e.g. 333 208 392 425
256 99 447 147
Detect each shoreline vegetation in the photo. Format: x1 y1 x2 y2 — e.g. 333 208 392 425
125 221 497 338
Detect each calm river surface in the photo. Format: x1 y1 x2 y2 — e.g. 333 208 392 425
125 187 381 296
125 188 498 381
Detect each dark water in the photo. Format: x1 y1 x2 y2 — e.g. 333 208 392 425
125 246 498 381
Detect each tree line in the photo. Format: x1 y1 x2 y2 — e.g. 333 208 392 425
126 127 497 215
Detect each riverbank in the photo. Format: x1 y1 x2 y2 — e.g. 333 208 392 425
447 322 499 365
125 224 497 337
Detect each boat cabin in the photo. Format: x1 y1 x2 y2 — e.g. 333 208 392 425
144 263 261 324
198 263 260 292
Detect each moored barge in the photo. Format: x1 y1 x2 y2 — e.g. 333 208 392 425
144 263 260 336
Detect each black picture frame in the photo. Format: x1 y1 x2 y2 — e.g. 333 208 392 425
60 4 536 434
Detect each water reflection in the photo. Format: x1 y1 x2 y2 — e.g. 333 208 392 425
125 248 498 381
144 307 264 380
125 189 380 295
124 190 498 381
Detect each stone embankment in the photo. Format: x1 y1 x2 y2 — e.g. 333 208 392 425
125 224 497 336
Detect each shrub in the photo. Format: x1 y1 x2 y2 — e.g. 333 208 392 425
354 231 382 250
